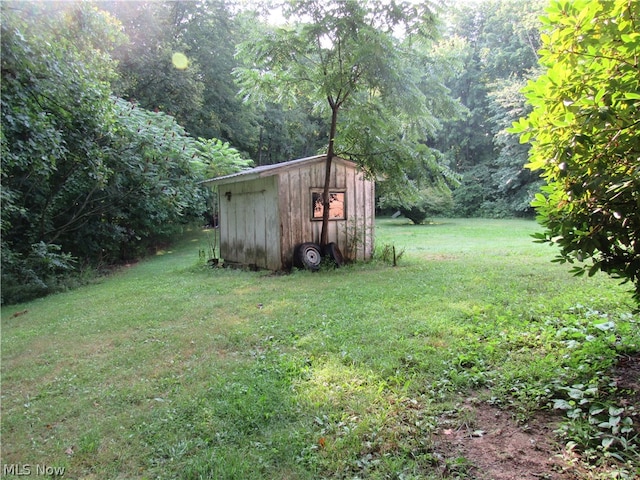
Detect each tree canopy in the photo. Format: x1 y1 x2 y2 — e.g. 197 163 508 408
512 0 640 304
436 0 544 218
0 1 247 303
235 0 461 237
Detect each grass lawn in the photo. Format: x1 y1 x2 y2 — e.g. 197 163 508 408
2 218 638 479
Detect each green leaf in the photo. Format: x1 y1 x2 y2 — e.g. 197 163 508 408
553 398 573 410
608 406 624 416
601 436 614 449
567 387 584 399
594 321 615 331
520 0 640 307
588 262 601 277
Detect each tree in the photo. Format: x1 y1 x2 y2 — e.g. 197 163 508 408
167 0 256 145
100 0 324 163
486 78 541 217
235 0 455 246
98 1 205 131
512 0 640 304
0 1 247 303
1 1 124 302
439 0 543 217
1 1 123 246
378 179 454 225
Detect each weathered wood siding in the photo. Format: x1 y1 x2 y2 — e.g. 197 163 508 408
344 166 375 262
218 176 280 270
277 158 375 268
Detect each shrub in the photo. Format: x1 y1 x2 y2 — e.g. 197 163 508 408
511 0 640 305
1 242 76 304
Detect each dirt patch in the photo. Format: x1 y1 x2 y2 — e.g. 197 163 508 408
432 353 640 480
433 400 576 479
612 353 640 409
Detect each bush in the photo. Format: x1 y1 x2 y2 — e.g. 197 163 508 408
1 242 76 305
511 0 640 305
399 186 454 225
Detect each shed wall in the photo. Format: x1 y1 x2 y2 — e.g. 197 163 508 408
277 159 375 268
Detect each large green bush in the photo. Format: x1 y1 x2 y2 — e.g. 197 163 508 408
0 3 248 304
512 0 640 304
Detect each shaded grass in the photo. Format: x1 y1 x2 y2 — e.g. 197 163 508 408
1 219 638 479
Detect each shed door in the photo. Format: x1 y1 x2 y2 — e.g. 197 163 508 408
219 176 280 270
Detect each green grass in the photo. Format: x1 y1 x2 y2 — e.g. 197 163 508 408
2 218 638 479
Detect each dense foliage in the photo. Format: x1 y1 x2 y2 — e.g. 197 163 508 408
438 0 544 217
98 0 327 162
0 2 247 303
2 2 638 476
512 0 640 305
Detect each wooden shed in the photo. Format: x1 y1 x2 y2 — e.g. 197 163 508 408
201 155 375 270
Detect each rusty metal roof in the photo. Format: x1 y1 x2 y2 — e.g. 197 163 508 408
199 155 356 186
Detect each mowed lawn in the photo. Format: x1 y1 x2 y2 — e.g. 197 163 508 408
1 218 637 479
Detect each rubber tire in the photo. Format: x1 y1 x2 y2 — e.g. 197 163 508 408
294 242 322 270
322 242 344 267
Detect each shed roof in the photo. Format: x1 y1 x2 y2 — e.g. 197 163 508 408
199 154 357 186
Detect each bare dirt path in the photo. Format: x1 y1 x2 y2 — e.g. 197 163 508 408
434 401 574 479
433 354 640 479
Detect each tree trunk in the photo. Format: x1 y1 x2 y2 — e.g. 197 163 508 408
320 104 339 246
